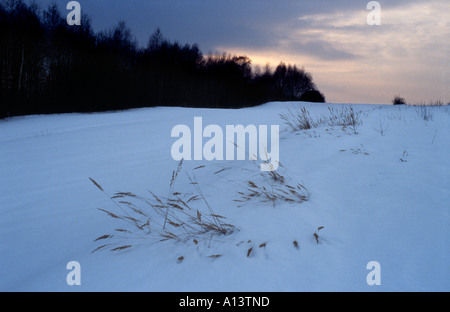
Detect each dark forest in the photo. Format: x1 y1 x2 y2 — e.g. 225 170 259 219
0 0 325 118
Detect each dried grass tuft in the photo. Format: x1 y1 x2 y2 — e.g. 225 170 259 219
90 160 236 253
236 160 310 208
280 105 362 134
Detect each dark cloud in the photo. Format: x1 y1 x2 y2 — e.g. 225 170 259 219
28 0 421 52
25 1 371 47
25 0 448 103
287 41 359 61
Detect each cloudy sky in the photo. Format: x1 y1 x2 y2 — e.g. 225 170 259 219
35 0 449 104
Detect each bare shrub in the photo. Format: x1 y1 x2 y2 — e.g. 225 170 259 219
392 96 406 105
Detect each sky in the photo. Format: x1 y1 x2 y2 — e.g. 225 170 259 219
31 0 449 104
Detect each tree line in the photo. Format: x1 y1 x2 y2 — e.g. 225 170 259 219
0 0 325 118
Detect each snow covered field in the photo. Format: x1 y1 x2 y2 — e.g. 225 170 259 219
0 102 448 292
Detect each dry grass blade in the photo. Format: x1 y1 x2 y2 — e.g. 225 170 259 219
167 220 181 227
214 168 226 174
314 233 319 244
129 206 148 216
112 192 137 198
138 218 150 230
111 245 132 252
91 244 110 254
89 177 103 191
176 197 190 210
115 229 131 233
148 191 164 205
248 181 258 189
210 214 226 219
162 231 179 240
123 216 140 224
170 159 183 189
168 202 184 210
94 234 113 241
186 195 200 203
247 247 253 257
118 201 134 206
97 208 121 219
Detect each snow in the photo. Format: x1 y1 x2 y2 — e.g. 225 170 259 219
0 102 448 292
